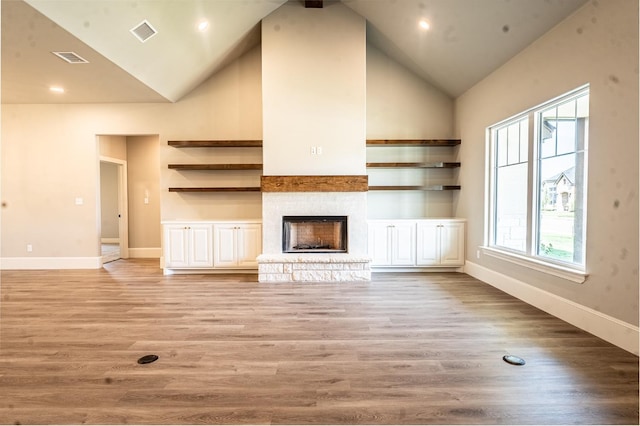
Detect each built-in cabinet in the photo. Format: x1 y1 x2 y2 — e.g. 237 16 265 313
162 221 261 272
368 219 465 268
416 220 465 266
213 223 262 268
163 223 214 268
368 221 417 266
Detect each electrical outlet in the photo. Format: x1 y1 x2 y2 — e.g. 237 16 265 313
476 249 481 259
317 146 323 155
27 244 33 252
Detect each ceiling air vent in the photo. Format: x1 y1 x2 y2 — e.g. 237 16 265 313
131 20 157 43
52 51 89 64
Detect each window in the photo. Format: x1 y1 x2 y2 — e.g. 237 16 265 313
487 86 589 280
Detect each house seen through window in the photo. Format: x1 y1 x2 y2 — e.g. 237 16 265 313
488 85 589 272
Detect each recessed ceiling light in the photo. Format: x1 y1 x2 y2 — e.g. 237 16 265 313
197 20 209 32
419 20 430 30
49 86 65 94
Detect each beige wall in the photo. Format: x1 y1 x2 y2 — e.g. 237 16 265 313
99 162 119 239
1 46 264 258
454 0 639 325
127 135 160 249
163 45 264 221
366 44 455 219
366 45 453 139
99 135 127 160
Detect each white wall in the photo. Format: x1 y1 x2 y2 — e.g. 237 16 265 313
454 0 639 326
261 2 366 176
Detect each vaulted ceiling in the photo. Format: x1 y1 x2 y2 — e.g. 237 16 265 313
2 0 588 104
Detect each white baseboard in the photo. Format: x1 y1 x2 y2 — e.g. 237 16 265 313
127 248 161 259
371 266 463 273
464 261 639 355
101 238 120 244
0 257 102 270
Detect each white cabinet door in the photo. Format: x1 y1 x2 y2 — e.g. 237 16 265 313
368 221 416 266
439 222 465 266
236 224 262 268
164 224 213 268
188 225 214 267
416 222 440 266
390 222 416 266
416 220 465 266
165 225 189 268
368 222 392 265
214 223 262 268
213 225 239 268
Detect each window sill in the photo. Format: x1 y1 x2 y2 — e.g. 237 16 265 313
481 246 588 284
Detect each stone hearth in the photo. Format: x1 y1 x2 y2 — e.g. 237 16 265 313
258 254 371 282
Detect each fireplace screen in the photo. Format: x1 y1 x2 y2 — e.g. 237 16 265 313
282 216 347 253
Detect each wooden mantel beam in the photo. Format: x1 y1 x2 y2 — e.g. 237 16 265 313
261 175 368 192
305 1 323 8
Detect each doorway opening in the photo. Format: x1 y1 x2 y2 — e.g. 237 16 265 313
100 157 128 264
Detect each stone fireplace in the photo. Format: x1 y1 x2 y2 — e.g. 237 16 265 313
257 176 371 282
258 3 369 282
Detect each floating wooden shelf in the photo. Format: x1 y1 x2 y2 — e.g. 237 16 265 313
168 140 262 148
169 187 261 192
368 185 461 191
366 162 461 168
168 164 263 170
366 139 461 147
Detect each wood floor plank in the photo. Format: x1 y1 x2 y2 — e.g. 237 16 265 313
0 259 637 425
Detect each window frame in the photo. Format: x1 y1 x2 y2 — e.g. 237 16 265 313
484 85 589 284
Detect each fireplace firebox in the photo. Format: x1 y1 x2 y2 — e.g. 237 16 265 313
282 216 347 253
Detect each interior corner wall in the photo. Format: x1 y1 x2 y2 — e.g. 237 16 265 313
454 0 639 326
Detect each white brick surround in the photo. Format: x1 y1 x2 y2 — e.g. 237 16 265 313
259 192 371 282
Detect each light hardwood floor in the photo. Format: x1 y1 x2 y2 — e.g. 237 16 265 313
0 259 637 424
